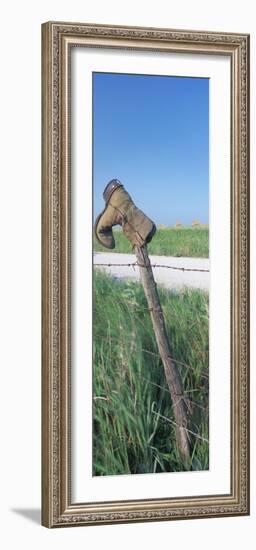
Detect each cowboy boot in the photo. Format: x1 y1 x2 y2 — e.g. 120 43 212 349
94 179 156 249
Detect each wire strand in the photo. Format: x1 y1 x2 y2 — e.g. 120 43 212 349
94 261 209 273
152 405 209 443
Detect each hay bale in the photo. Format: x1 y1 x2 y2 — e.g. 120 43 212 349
192 219 201 227
175 220 183 228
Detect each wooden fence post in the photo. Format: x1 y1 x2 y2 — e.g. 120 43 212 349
134 244 191 469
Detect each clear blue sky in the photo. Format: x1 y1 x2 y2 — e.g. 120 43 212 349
93 72 209 226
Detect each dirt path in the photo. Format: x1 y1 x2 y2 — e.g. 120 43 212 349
94 252 209 290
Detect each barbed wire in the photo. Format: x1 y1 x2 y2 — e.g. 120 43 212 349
141 348 209 380
151 404 209 443
93 396 209 443
94 237 209 443
94 325 209 437
139 375 208 412
95 334 209 381
94 261 209 273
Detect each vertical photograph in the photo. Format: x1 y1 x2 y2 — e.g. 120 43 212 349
92 72 209 476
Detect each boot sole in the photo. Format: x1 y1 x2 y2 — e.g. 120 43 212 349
94 209 115 249
146 222 157 244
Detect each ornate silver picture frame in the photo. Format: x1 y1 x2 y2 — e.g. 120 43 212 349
42 21 250 527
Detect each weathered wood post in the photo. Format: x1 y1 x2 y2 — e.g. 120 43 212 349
135 244 191 469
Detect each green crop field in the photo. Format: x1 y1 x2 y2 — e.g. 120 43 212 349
93 271 209 476
94 226 209 258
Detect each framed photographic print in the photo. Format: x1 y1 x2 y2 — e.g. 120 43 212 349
41 21 250 527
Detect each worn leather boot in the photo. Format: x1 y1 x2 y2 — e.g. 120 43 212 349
95 179 156 249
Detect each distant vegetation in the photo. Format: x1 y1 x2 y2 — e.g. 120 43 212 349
94 227 209 258
93 271 209 475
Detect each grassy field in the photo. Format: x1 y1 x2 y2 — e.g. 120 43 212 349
94 227 209 258
93 270 209 476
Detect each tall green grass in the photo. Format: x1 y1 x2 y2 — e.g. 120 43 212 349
93 270 209 475
94 227 209 257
